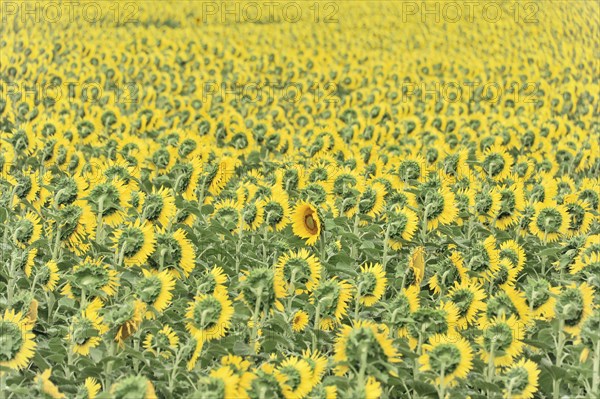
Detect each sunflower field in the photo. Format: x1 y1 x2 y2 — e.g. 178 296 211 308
0 1 599 398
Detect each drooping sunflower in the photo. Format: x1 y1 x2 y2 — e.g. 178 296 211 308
12 211 42 248
554 282 595 335
310 278 353 331
150 228 196 277
474 186 502 223
291 201 322 245
108 299 145 346
479 144 513 180
419 334 474 387
113 219 156 267
477 314 524 367
275 248 322 295
291 310 309 332
143 324 179 359
136 269 175 319
408 246 426 286
529 201 569 242
61 257 120 300
356 263 387 306
278 357 314 399
139 187 176 227
447 280 487 329
239 364 287 399
502 358 540 399
406 302 460 349
35 369 66 399
483 286 531 326
186 291 234 343
491 259 520 289
0 309 37 370
110 376 157 399
334 320 400 375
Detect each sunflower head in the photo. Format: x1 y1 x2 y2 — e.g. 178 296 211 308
292 201 322 245
110 376 157 399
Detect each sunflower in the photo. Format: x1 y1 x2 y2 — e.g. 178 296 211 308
474 186 502 223
12 211 42 248
389 285 420 338
523 278 559 320
196 266 228 296
139 187 176 226
428 251 467 295
301 349 328 387
77 377 101 399
502 358 540 399
418 184 458 230
61 257 120 300
491 259 520 289
447 280 486 329
311 278 353 331
25 260 60 292
407 302 460 349
242 199 265 231
275 248 322 295
362 377 382 399
563 195 593 237
240 266 287 312
333 320 400 375
151 228 196 277
67 298 108 356
113 219 156 267
477 315 524 367
211 198 243 231
143 325 179 359
577 177 599 211
136 269 175 319
498 240 526 273
35 369 66 399
263 189 291 231
386 205 419 250
555 282 595 335
419 334 473 387
85 177 128 226
186 291 234 343
529 201 569 242
54 201 97 255
291 310 309 332
194 366 240 399
278 357 314 399
483 286 531 326
291 201 322 245
239 364 287 399
0 309 36 370
495 181 526 230
356 181 387 222
356 263 387 306
110 376 157 399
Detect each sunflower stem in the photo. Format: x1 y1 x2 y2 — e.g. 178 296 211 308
312 304 321 352
593 339 600 397
52 225 61 261
439 363 446 399
553 318 565 399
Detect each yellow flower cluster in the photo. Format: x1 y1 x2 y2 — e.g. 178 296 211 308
0 1 598 398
